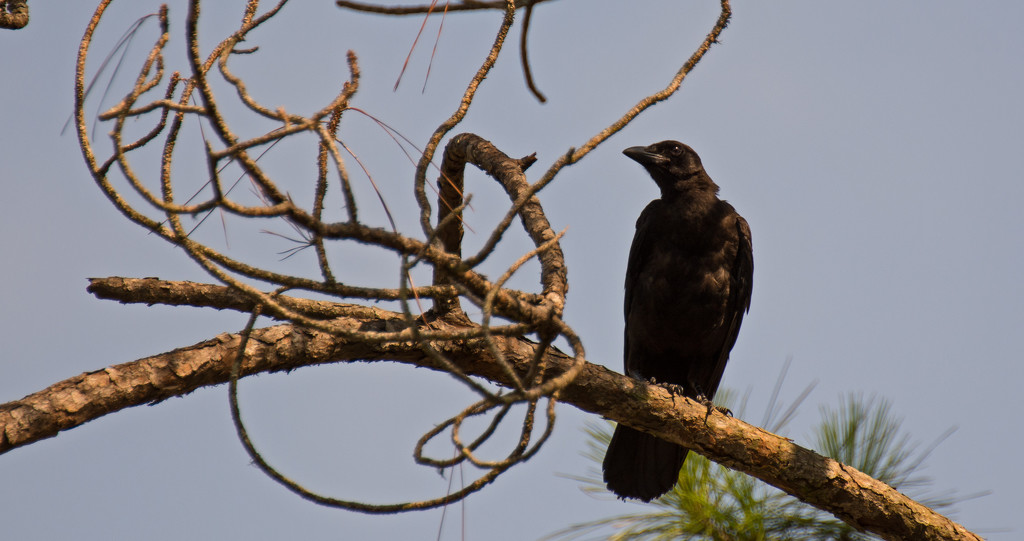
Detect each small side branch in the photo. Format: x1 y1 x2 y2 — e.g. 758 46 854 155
86 277 400 320
336 0 553 16
535 0 732 190
413 0 516 239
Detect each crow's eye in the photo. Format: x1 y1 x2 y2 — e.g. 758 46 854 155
670 145 682 156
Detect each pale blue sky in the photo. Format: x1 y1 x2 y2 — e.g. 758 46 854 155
2 1 1022 539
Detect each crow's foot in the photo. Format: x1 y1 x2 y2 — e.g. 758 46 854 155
695 394 732 422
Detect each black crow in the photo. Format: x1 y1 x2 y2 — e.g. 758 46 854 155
602 140 753 502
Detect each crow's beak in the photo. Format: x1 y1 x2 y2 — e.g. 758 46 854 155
623 146 666 167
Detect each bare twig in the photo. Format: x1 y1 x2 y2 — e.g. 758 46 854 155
336 0 552 16
413 0 516 239
534 0 733 192
519 0 546 103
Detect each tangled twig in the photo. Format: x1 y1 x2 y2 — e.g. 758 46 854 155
70 0 730 516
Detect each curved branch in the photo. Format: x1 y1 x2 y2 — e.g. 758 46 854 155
436 134 566 315
519 0 546 103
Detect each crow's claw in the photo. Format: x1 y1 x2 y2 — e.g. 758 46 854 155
661 382 687 396
693 394 730 422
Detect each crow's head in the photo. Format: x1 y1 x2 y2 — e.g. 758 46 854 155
623 140 716 195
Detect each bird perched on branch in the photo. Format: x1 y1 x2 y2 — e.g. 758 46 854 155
602 140 753 502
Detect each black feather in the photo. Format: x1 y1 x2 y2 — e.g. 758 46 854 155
602 141 753 502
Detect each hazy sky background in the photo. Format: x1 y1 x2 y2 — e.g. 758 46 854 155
2 1 1022 539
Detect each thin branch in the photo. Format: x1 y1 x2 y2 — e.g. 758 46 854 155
519 0 546 103
534 0 732 192
336 0 552 16
413 0 516 239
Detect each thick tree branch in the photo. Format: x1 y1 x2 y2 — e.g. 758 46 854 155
1 280 980 541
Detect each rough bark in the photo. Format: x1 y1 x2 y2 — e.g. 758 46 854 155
0 0 29 29
0 278 981 541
